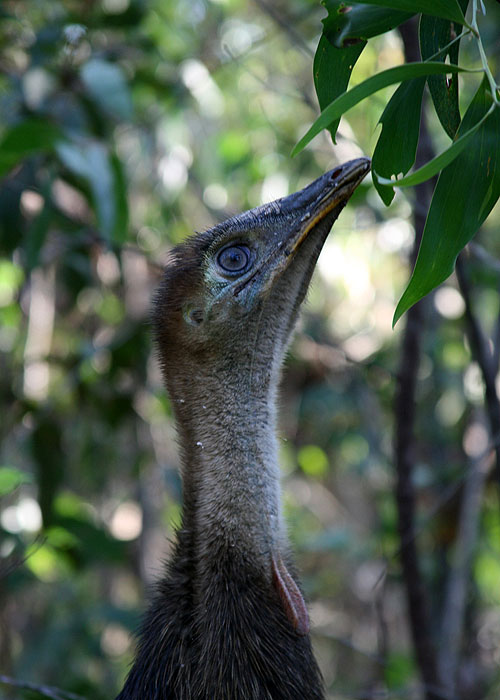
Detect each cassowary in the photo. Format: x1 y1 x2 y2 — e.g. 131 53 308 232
117 158 370 699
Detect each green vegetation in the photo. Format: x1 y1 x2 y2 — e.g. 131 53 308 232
1 1 500 698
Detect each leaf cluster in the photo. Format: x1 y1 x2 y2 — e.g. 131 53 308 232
295 0 500 325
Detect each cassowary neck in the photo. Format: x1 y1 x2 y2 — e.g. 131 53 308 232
169 344 285 576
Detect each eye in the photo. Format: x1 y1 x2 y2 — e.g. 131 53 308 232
216 245 251 274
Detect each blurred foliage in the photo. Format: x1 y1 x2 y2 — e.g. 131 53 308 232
0 1 500 699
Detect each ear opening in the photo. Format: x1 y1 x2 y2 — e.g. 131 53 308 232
183 304 204 326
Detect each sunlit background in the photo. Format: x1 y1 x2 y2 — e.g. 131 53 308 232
1 0 500 698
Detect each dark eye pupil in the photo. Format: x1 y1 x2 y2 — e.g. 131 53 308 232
217 245 250 273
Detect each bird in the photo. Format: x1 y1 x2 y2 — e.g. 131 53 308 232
116 157 370 700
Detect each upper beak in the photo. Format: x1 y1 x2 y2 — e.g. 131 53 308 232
283 157 371 258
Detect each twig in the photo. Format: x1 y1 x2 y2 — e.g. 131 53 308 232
0 535 47 581
252 0 314 58
0 675 85 700
222 44 317 112
471 0 500 104
468 241 500 275
466 243 500 372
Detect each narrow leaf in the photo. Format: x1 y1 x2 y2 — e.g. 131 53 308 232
419 0 469 138
353 0 468 25
292 61 469 156
376 104 495 188
394 81 500 326
322 0 412 48
314 35 366 143
110 153 129 243
372 77 426 205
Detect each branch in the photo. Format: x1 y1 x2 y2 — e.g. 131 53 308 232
437 252 500 690
374 430 499 590
467 243 500 370
394 18 444 700
456 253 500 484
394 295 444 700
437 411 490 693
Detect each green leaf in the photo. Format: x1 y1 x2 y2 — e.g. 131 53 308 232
353 0 468 25
372 77 426 205
54 515 127 564
0 120 61 178
110 152 129 243
376 103 495 188
419 0 469 138
292 61 469 156
80 58 133 121
394 82 500 326
0 466 31 497
56 140 120 243
314 35 366 143
322 0 412 48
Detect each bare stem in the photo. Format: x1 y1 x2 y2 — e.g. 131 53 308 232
471 0 500 104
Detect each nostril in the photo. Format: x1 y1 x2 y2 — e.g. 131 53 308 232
330 168 342 180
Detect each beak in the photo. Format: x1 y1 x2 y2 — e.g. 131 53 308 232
234 158 370 297
283 157 370 258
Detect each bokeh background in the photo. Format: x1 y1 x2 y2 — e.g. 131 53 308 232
1 1 500 698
